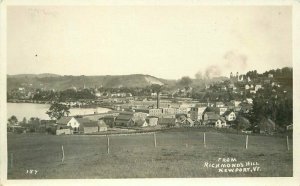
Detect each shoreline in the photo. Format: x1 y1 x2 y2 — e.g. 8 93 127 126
7 101 114 110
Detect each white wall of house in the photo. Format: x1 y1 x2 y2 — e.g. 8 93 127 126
149 109 163 116
225 112 236 121
56 128 73 135
67 117 81 129
99 126 108 132
148 118 158 126
215 120 227 128
197 107 207 120
84 127 98 134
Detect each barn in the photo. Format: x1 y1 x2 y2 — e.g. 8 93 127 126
99 115 115 128
114 113 134 127
77 118 99 134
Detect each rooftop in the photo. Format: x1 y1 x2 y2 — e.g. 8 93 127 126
56 116 73 125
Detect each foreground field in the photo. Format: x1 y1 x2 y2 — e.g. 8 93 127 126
7 129 293 179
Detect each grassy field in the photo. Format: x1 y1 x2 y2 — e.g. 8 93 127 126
7 129 293 179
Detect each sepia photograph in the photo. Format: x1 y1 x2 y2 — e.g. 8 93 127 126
0 1 299 185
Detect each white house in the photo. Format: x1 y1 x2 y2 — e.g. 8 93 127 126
215 118 227 128
223 111 236 122
56 116 99 134
56 116 81 132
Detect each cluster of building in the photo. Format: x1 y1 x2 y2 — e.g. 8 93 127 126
53 97 256 135
9 71 288 136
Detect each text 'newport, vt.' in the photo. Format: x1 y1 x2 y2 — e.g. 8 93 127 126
203 158 261 173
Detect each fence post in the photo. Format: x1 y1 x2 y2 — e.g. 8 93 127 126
10 153 13 169
154 133 157 148
107 135 110 154
203 133 206 148
245 135 248 149
286 136 289 151
61 145 65 163
203 132 206 148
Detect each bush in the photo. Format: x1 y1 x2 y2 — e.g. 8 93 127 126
46 127 56 135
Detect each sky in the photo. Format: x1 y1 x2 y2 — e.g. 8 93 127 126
7 6 292 79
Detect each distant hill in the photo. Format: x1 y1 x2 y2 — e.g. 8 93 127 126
7 74 170 91
7 73 61 79
7 73 230 91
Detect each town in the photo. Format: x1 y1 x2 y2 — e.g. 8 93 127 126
7 67 293 136
5 5 294 179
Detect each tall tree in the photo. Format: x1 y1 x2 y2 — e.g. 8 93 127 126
178 76 193 90
8 115 18 126
46 102 70 120
19 117 27 127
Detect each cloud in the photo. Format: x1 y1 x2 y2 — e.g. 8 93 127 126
204 65 221 79
194 50 248 79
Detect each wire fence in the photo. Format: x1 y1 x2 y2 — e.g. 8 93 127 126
7 131 292 170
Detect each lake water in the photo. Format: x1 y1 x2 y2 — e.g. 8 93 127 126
7 103 112 120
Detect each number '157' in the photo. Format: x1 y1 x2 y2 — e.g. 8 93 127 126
26 169 38 174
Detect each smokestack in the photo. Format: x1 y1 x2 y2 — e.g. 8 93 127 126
157 92 160 109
